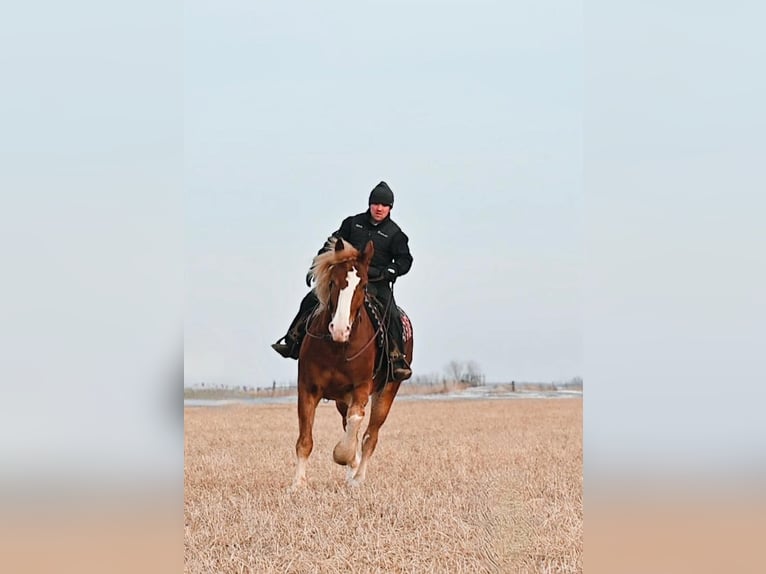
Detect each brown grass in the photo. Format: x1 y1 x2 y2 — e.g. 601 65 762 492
184 398 582 573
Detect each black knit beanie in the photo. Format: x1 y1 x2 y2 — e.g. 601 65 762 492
368 181 394 207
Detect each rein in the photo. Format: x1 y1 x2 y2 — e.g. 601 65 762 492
304 309 331 340
344 310 382 362
303 300 383 363
345 288 393 365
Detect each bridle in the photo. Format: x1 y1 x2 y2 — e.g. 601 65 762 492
304 275 384 363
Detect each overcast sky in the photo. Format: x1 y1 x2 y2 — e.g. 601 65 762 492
184 1 583 386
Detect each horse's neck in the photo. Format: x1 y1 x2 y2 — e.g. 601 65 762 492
349 311 374 348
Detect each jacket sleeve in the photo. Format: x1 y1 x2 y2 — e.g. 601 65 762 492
336 216 354 242
388 231 413 277
316 216 354 255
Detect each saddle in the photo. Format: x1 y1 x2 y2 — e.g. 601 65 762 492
364 295 411 381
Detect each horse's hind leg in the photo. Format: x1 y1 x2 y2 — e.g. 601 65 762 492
351 380 402 486
291 386 321 490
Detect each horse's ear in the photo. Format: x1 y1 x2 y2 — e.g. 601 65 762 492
363 240 374 262
334 238 344 252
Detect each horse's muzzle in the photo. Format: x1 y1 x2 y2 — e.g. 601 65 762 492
328 320 352 342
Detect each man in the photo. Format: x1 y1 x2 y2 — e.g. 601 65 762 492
271 181 413 380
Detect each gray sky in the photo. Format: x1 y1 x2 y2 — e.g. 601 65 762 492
184 1 583 386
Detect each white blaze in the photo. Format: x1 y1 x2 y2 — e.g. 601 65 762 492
329 267 360 342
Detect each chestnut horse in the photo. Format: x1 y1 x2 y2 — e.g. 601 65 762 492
291 238 414 489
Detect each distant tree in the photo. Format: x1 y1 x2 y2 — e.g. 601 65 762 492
445 360 464 383
444 360 484 386
465 361 483 386
567 376 583 388
411 373 440 386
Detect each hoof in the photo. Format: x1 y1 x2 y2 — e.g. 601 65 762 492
344 456 360 481
347 476 364 489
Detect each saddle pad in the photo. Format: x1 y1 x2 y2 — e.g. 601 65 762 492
363 297 386 348
399 307 412 343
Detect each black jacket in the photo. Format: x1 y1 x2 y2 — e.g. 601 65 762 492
322 210 413 281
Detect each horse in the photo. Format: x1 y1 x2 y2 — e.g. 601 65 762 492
291 237 414 489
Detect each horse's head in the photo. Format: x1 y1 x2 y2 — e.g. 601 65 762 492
311 238 374 343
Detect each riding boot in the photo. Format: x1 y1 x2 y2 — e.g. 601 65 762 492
384 303 411 380
272 291 318 360
271 323 302 359
271 336 298 359
389 347 412 380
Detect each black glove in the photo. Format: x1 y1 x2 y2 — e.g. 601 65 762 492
383 267 398 282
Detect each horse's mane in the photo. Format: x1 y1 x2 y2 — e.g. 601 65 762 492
310 237 360 308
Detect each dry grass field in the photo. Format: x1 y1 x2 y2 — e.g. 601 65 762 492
185 397 582 573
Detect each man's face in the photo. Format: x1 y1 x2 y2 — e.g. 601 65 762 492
369 203 391 222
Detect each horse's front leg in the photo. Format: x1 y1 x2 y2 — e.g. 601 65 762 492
351 380 401 486
334 400 359 481
291 385 321 491
332 384 369 468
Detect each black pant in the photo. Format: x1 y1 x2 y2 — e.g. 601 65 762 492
285 290 319 342
366 282 404 357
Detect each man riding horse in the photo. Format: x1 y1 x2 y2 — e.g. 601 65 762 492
271 181 413 380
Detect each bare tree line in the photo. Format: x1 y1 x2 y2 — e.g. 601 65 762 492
185 360 582 399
